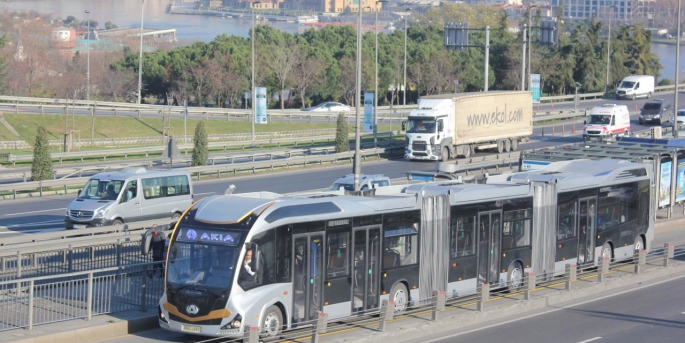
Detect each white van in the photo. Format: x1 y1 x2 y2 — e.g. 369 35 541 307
583 104 631 142
65 167 193 229
615 75 655 100
326 174 391 192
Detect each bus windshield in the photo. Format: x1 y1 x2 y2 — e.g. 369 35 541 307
167 227 244 293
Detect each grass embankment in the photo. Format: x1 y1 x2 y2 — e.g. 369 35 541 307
0 113 401 167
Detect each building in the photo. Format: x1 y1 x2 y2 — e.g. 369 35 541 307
51 27 76 49
550 0 635 21
324 0 383 14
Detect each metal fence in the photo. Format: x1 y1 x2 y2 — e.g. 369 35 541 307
0 262 164 332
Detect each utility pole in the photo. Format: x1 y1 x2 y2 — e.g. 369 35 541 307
675 0 682 137
137 0 145 104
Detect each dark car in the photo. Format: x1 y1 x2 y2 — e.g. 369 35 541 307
639 100 672 125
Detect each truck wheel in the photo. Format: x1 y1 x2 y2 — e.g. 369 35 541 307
504 139 511 152
441 147 449 162
510 139 518 151
496 140 504 153
647 92 652 99
463 145 471 159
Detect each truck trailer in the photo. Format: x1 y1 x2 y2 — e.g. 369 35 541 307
404 91 533 161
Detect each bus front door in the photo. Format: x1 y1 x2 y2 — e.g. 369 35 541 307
352 227 381 313
292 235 323 325
477 211 502 285
577 197 597 265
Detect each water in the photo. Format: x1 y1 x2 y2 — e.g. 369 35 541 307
0 0 309 42
1 0 682 79
651 43 685 82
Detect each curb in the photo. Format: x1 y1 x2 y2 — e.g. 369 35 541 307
6 315 157 343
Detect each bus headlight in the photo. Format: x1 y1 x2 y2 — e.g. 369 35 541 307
220 314 242 330
158 306 168 323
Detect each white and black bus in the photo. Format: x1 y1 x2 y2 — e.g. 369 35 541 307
158 159 653 338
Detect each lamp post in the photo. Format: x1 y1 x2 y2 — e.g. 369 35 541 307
674 0 681 137
527 6 536 91
373 1 387 148
606 4 617 95
85 10 90 102
403 8 411 106
353 2 364 191
137 0 144 105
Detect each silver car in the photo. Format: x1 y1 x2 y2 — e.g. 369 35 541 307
303 102 351 112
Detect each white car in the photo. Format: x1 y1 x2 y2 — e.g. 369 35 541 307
672 109 685 124
303 102 351 112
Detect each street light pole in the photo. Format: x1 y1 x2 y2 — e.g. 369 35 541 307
85 10 90 102
528 6 533 90
354 2 364 191
403 8 410 105
521 24 526 91
606 5 616 95
674 0 681 137
251 5 256 144
137 0 144 105
373 1 386 148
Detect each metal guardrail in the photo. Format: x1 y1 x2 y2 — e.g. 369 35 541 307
0 243 679 334
0 145 403 198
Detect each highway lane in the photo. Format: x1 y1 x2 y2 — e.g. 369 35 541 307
421 272 685 343
0 119 667 235
1 90 682 120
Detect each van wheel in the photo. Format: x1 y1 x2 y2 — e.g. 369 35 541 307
647 92 652 99
631 94 636 100
172 212 181 220
113 219 123 226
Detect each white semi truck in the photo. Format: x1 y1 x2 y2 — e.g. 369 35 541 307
404 91 534 161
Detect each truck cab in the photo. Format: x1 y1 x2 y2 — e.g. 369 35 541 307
404 99 454 161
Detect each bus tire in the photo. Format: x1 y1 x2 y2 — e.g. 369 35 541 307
634 235 645 254
601 242 613 261
390 283 408 312
507 262 524 293
260 305 283 338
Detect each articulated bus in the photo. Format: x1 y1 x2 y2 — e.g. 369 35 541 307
158 159 654 338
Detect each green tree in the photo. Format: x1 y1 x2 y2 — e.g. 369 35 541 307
334 113 349 153
105 21 118 30
191 122 208 166
31 126 53 182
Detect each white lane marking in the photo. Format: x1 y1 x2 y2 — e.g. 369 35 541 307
4 208 66 216
423 274 685 343
578 337 602 343
0 227 64 234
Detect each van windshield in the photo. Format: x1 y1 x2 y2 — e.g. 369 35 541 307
619 81 636 89
78 179 126 200
587 115 612 125
327 183 355 191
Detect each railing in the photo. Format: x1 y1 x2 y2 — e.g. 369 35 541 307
0 243 679 334
0 146 404 198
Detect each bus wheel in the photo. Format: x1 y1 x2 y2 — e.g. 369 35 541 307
390 283 408 312
634 236 645 254
507 262 524 292
601 243 613 261
260 305 283 338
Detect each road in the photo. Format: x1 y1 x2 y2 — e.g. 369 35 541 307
0 110 674 236
420 273 685 343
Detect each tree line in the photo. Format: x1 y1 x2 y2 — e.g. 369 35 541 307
0 5 665 108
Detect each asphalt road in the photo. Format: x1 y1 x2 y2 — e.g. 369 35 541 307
0 112 672 236
420 272 685 343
